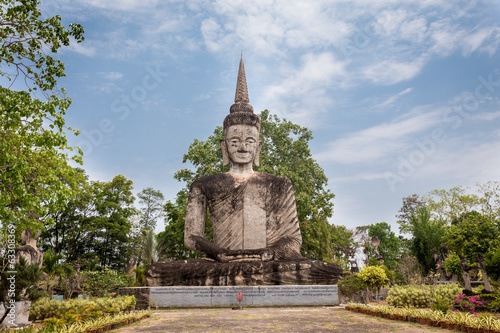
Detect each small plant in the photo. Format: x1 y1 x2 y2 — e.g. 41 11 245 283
431 297 450 314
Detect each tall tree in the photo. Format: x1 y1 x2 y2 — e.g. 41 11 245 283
424 186 481 222
0 0 84 239
86 175 136 270
137 187 164 231
408 206 446 275
396 194 425 234
159 110 335 261
328 224 357 269
444 211 499 259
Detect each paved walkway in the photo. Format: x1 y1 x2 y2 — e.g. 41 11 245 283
113 307 437 332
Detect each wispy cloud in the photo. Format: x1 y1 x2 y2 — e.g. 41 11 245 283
99 72 123 80
260 52 347 127
316 105 444 164
374 88 413 109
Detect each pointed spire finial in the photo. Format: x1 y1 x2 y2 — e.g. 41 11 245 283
230 54 253 113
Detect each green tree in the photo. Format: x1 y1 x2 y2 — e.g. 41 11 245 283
368 222 402 269
42 248 63 301
396 194 425 234
137 187 164 231
444 211 499 259
357 265 389 304
87 175 136 270
39 168 92 259
328 224 357 268
408 206 446 275
0 0 84 251
159 110 335 260
424 186 481 221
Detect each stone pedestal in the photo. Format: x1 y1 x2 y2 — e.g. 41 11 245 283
120 285 338 309
146 259 342 287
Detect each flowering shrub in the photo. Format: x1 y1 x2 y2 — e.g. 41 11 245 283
455 294 483 315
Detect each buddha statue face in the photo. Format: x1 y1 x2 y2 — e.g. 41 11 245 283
222 124 262 167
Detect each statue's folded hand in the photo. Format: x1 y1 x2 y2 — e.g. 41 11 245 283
218 248 274 262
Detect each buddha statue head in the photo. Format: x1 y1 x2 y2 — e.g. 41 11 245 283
221 56 262 169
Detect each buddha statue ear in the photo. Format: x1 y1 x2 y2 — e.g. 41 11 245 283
220 139 230 166
253 141 263 167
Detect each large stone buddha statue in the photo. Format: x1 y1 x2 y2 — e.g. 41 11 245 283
184 58 302 263
146 57 342 286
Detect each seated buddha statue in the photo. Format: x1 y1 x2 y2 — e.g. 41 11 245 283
146 57 342 286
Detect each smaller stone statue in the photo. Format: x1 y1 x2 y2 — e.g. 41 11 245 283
458 254 472 292
349 260 359 274
15 228 43 267
371 237 384 264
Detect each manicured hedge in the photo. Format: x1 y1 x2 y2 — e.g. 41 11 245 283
29 295 136 321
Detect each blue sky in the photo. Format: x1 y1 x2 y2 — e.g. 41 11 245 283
39 0 500 234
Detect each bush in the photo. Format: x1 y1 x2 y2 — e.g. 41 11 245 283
29 295 136 321
386 283 462 308
357 266 389 290
339 274 365 298
443 253 462 277
81 267 133 297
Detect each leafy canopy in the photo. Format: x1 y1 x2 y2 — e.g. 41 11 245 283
0 0 84 235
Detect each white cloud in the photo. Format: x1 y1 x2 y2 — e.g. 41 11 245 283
415 139 500 184
81 0 159 11
66 39 96 57
99 72 123 80
361 57 427 85
374 88 413 109
260 52 347 127
316 106 444 164
473 111 500 121
462 27 498 56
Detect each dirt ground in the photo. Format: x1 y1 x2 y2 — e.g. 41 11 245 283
113 306 442 333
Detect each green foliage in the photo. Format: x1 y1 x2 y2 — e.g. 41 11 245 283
29 295 136 321
160 110 335 261
137 187 164 231
41 174 137 270
0 0 84 235
386 283 462 308
431 297 451 314
0 256 43 303
81 268 133 297
0 0 84 92
408 206 446 275
357 266 389 291
443 252 462 277
338 274 365 298
368 222 402 269
133 265 147 286
485 246 500 280
34 310 152 333
396 194 425 234
444 211 499 259
327 224 357 268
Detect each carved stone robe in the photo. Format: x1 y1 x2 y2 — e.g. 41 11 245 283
184 172 302 260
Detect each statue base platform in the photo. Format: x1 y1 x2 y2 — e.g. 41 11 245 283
119 285 339 309
145 258 343 286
